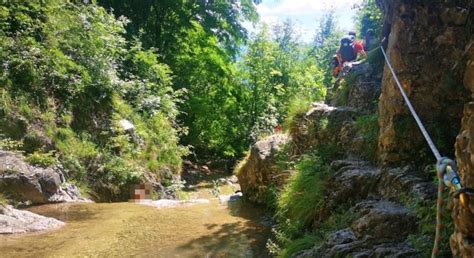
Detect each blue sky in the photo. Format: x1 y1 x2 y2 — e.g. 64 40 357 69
246 0 363 42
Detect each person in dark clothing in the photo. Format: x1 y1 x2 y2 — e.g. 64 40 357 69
363 29 376 51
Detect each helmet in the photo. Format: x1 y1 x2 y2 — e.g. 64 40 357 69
340 35 354 47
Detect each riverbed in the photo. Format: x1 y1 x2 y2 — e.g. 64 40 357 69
0 186 271 257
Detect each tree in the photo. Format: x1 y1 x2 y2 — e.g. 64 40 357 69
355 0 382 39
310 10 342 88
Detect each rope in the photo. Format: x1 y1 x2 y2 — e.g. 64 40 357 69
380 46 442 162
379 45 444 258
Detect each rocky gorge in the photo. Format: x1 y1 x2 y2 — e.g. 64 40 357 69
236 0 474 257
0 0 473 257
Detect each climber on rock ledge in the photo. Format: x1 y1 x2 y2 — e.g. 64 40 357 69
332 33 367 79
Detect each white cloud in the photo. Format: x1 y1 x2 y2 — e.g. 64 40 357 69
248 0 363 42
257 0 362 16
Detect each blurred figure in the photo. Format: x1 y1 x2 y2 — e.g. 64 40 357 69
364 29 376 51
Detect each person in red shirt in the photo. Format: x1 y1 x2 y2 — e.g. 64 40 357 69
336 35 367 64
333 35 367 78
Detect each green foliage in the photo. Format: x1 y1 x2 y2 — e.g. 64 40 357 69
267 149 356 257
275 151 329 242
401 191 452 257
0 1 185 200
0 193 8 207
364 46 384 68
278 234 318 258
98 0 260 57
355 113 379 161
283 96 313 132
0 135 23 151
310 11 343 88
240 23 326 142
25 151 57 167
334 73 356 105
355 0 383 40
277 154 326 228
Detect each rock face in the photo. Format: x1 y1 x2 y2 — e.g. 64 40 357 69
236 134 289 204
451 44 474 257
287 158 434 258
0 205 64 234
289 102 361 158
377 0 471 166
295 200 418 258
330 62 382 113
0 151 87 204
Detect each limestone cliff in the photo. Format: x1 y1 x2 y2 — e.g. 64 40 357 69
377 0 473 256
452 19 474 258
377 0 471 167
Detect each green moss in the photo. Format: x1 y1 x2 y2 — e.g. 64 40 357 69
275 205 358 258
355 113 379 161
277 153 327 227
279 234 318 258
283 97 313 132
0 193 8 207
334 73 357 105
25 151 57 167
401 190 452 257
0 135 23 151
364 47 384 69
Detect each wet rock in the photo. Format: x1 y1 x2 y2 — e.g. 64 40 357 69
236 134 289 204
0 151 87 204
218 192 243 204
0 205 64 234
351 200 417 241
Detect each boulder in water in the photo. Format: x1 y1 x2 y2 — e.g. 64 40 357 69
0 205 64 234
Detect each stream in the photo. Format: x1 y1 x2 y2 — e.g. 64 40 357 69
0 176 271 257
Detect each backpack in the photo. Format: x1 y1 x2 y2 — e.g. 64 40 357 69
340 35 356 62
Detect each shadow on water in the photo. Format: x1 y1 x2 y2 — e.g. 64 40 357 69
27 203 98 222
177 200 272 257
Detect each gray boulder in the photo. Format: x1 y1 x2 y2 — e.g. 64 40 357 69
0 205 64 234
0 151 87 204
351 200 417 241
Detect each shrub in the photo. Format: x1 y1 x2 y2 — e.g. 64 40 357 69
283 97 313 132
402 190 452 257
25 151 57 167
271 151 330 255
0 193 8 207
355 113 379 161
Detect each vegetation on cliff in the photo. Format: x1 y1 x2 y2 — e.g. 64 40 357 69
0 0 329 201
0 1 185 200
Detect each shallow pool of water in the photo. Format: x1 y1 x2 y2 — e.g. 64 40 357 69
0 199 271 257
